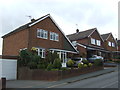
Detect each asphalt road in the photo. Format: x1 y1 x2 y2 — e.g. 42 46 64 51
48 70 118 88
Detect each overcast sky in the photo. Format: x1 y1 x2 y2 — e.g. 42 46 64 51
0 0 119 55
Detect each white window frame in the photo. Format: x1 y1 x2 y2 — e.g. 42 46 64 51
96 40 101 46
108 41 111 47
37 29 48 39
91 38 95 45
37 48 45 58
112 42 115 47
50 32 59 41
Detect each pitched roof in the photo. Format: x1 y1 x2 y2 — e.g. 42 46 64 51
101 33 111 40
2 14 50 38
2 14 78 53
67 28 96 41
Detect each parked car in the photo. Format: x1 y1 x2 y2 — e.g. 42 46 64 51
88 55 104 63
72 57 87 67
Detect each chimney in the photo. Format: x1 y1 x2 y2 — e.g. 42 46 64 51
31 18 35 22
76 29 79 33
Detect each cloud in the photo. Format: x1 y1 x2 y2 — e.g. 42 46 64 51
0 0 119 54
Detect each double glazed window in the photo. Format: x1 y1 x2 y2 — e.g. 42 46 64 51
108 41 115 47
96 40 101 46
37 29 48 39
91 38 96 45
37 48 45 58
91 38 101 46
50 32 59 41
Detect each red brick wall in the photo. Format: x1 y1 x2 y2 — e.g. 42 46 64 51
77 38 89 45
103 35 117 51
2 29 29 56
90 30 104 48
28 17 63 50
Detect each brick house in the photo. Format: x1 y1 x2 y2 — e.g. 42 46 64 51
101 33 117 60
67 28 105 58
117 40 120 51
2 14 78 65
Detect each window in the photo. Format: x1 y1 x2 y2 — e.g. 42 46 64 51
50 32 59 41
37 29 48 39
37 48 45 58
91 38 95 45
96 40 101 46
112 42 115 47
108 41 111 46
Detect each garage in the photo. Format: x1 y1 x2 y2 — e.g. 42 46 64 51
0 59 17 80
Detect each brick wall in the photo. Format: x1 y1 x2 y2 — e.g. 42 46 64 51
2 29 29 56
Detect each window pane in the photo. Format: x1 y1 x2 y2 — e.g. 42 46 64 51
91 38 95 45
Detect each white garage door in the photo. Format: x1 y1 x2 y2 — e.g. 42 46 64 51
0 59 17 80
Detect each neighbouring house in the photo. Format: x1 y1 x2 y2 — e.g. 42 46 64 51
67 28 105 58
101 33 117 60
118 40 120 51
2 14 78 66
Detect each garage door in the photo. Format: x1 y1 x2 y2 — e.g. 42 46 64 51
0 59 17 80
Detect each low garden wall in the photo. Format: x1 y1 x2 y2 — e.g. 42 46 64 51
18 66 103 81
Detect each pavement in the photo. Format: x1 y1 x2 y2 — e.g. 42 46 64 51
6 67 118 88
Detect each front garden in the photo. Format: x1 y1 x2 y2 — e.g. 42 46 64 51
17 48 104 81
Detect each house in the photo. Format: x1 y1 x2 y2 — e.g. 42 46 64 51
2 14 78 66
118 40 120 51
67 28 105 58
101 33 117 60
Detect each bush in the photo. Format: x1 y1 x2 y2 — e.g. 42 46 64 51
83 64 88 68
60 67 68 71
53 58 62 69
94 59 103 66
28 61 37 69
78 63 83 68
67 59 74 67
88 63 93 67
46 63 53 71
82 60 89 65
37 64 46 69
51 69 59 71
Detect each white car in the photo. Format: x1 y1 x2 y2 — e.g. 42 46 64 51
88 55 104 63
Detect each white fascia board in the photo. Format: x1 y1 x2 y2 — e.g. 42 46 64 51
29 15 50 27
77 43 86 48
49 48 78 54
49 15 78 53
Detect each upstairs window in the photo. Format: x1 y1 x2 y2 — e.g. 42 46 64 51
50 32 59 41
108 41 111 46
112 42 115 47
37 29 48 39
91 38 95 45
96 40 101 46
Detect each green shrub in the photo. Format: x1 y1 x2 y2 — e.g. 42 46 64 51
60 67 68 71
37 64 46 69
67 59 74 67
82 60 89 65
78 63 83 68
51 69 59 71
53 58 62 69
94 59 103 66
83 64 88 68
88 63 93 67
46 63 53 71
28 61 37 69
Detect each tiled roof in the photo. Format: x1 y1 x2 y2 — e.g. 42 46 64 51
2 14 50 38
67 28 96 41
101 33 111 40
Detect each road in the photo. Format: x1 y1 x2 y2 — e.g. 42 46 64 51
48 70 118 88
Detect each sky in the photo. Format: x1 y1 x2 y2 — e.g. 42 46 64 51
0 0 119 55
